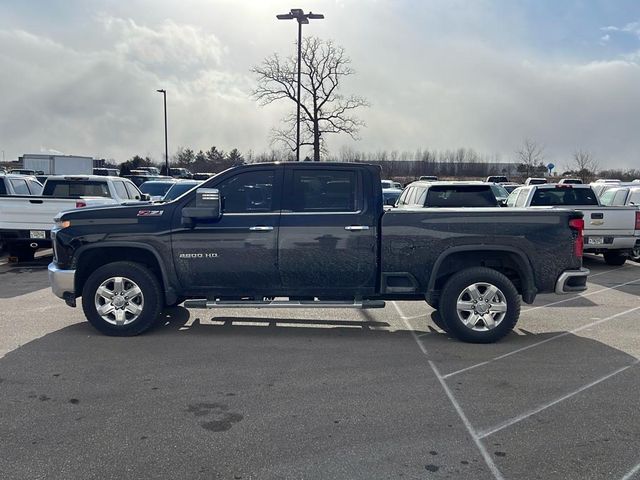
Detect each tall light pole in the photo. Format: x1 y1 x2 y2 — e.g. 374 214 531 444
156 89 169 175
276 9 324 161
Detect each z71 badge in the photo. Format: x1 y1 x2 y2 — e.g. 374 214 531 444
137 210 163 217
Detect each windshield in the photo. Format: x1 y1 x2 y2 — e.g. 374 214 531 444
530 187 599 206
140 182 175 196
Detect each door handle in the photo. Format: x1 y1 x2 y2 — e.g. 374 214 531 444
591 213 604 219
344 225 370 231
249 226 274 231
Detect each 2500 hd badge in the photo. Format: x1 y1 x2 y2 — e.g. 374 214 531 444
178 253 219 259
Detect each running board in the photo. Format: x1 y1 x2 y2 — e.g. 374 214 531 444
183 299 386 309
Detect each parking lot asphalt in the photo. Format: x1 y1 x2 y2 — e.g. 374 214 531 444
0 254 639 479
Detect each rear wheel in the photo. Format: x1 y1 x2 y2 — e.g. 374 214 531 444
603 251 627 266
629 246 640 263
439 267 520 343
81 261 163 336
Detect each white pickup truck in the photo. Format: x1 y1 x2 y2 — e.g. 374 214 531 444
507 184 640 265
0 175 148 261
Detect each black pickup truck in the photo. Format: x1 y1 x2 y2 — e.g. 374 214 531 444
48 162 589 343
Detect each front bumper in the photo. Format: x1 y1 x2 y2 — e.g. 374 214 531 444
48 262 75 300
555 268 590 294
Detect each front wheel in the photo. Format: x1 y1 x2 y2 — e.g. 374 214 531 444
81 261 163 336
439 267 520 343
603 251 627 266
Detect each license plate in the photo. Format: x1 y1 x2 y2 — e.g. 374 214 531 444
587 236 604 245
30 230 46 239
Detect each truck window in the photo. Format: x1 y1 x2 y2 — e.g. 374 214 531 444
425 185 497 207
530 188 599 206
405 187 418 205
9 179 30 195
612 189 628 206
514 188 530 207
0 180 6 195
220 170 275 213
396 188 410 206
291 169 358 212
599 190 616 206
629 191 640 205
415 187 427 206
506 189 520 207
43 180 111 197
26 179 43 195
124 182 141 200
113 181 130 199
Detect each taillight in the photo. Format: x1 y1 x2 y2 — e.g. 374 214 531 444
569 218 584 257
635 211 640 231
75 200 87 208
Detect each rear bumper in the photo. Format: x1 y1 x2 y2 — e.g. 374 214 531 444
0 229 52 248
583 236 636 251
555 268 589 294
48 262 75 300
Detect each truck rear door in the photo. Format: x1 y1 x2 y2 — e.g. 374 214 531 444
278 165 378 296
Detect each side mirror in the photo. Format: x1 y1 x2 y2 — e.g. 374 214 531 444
140 193 151 201
182 188 222 225
384 197 397 206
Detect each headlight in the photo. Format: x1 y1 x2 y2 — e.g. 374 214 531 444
55 219 71 229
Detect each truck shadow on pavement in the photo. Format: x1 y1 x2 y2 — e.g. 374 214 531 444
0 307 639 479
0 255 52 298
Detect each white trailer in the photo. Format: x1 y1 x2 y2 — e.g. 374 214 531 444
21 154 94 175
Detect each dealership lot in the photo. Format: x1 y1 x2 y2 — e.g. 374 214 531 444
0 254 639 479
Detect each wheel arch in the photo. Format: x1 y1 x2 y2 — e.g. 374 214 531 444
426 246 537 305
74 243 177 305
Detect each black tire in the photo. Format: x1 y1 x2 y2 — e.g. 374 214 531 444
439 267 520 343
8 245 35 262
430 311 449 332
603 251 627 266
628 246 640 263
81 261 163 336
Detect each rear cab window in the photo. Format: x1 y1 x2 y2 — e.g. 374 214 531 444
0 179 7 195
43 180 111 198
425 185 498 207
530 187 599 206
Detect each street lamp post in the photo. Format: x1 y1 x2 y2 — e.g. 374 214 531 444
156 89 169 175
276 9 324 161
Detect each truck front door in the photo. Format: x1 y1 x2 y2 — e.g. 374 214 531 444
278 166 378 297
171 167 282 296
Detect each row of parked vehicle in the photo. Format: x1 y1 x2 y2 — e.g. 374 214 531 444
0 172 204 261
381 176 640 265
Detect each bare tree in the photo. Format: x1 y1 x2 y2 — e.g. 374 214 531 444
570 149 599 183
251 37 369 161
515 138 545 177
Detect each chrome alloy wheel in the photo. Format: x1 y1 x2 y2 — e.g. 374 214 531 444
456 282 508 331
94 276 144 326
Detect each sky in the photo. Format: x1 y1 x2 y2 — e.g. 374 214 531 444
1 0 639 169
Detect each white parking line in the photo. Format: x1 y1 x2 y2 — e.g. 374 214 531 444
522 278 640 313
621 461 640 480
429 360 506 480
442 305 640 379
476 359 639 439
393 301 505 480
